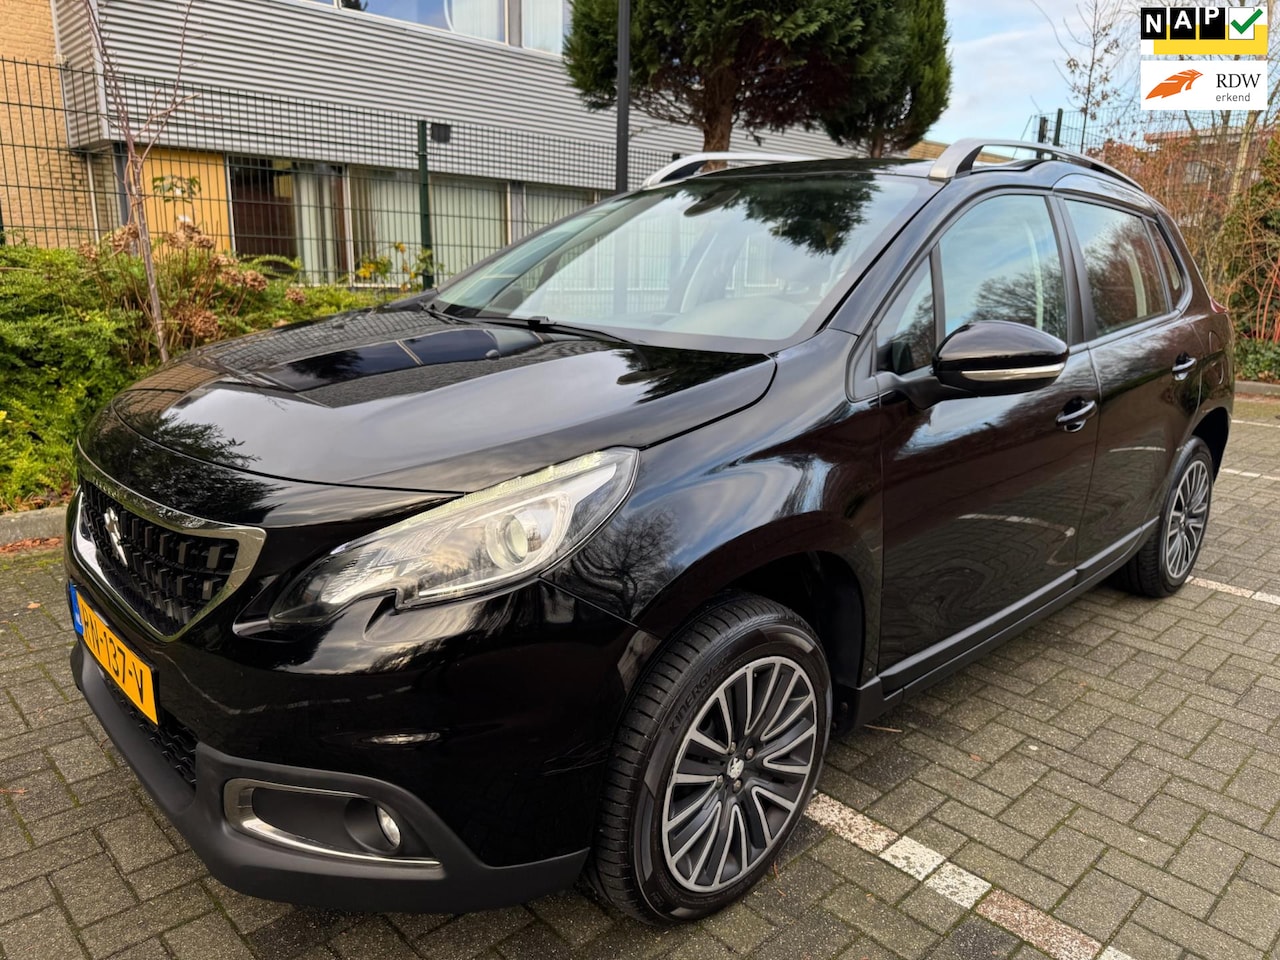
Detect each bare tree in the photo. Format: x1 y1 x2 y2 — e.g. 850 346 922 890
81 0 199 362
1034 0 1125 151
1221 0 1278 204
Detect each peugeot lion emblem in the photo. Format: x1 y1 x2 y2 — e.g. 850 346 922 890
103 507 127 564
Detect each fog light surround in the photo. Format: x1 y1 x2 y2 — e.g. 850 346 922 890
224 779 439 867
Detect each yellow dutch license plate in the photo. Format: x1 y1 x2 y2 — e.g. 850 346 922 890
77 594 158 725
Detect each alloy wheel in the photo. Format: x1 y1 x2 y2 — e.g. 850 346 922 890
660 655 818 893
1164 458 1210 581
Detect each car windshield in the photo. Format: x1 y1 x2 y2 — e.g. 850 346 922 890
433 173 931 352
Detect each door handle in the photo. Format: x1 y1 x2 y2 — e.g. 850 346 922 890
1172 353 1197 380
1056 398 1098 433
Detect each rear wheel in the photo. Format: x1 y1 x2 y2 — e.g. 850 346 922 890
588 594 830 923
1114 437 1213 598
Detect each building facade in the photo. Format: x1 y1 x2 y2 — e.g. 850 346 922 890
9 0 854 281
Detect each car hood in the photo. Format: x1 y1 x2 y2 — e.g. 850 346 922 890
107 306 776 493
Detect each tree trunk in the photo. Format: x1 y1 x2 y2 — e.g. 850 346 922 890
868 129 886 158
699 67 737 155
124 150 169 363
1224 111 1260 210
701 103 734 153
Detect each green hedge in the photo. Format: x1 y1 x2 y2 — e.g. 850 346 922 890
1236 338 1280 384
0 310 136 510
0 245 379 511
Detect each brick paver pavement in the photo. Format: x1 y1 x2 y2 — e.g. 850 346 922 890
2 397 1279 960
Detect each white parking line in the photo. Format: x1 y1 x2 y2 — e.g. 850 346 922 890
1189 576 1280 606
803 792 1136 960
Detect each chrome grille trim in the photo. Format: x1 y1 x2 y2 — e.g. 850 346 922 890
72 445 266 642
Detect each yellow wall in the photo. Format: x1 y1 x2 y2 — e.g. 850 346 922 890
141 149 231 246
1 0 56 60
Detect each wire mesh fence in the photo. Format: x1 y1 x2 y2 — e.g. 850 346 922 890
0 57 673 285
1027 106 1275 297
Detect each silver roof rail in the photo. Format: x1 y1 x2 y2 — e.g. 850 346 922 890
642 151 817 188
928 138 1143 191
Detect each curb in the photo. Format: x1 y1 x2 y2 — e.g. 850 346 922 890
0 505 67 546
1236 380 1280 398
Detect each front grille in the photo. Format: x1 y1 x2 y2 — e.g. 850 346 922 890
105 683 199 791
80 483 240 635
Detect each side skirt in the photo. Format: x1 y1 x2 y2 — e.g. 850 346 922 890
847 519 1158 731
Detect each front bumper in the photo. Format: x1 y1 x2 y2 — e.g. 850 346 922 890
70 641 587 912
62 431 655 909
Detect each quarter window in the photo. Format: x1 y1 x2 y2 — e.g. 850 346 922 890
1149 222 1186 303
876 260 935 374
937 195 1068 341
1065 200 1170 336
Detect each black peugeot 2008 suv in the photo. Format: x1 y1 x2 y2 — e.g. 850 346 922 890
66 141 1232 922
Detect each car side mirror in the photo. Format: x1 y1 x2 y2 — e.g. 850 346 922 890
933 321 1068 396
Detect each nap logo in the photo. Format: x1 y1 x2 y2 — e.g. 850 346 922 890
1140 5 1268 55
1140 60 1268 109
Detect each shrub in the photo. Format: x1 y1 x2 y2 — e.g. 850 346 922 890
0 309 136 511
0 237 385 510
80 223 380 359
1218 135 1280 347
0 246 103 321
1236 338 1280 383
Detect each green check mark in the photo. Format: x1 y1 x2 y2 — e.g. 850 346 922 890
1232 9 1263 34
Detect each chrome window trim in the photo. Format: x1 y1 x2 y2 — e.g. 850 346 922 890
72 444 266 643
224 778 444 869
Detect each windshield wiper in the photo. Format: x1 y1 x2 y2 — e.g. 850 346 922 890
424 302 459 323
465 312 637 345
424 303 638 344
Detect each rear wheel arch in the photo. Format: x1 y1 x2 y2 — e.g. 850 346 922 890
1191 405 1229 476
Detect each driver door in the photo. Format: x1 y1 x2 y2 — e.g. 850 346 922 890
873 193 1101 687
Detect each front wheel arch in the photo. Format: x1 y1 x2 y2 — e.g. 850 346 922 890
634 536 871 695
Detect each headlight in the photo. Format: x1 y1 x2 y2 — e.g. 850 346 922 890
270 448 638 623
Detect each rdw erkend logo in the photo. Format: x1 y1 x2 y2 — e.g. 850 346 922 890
1139 60 1268 110
1145 69 1204 99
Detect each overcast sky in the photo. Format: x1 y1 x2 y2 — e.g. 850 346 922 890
928 0 1090 143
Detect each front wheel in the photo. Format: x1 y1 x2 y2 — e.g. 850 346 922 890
588 594 831 923
1114 437 1214 598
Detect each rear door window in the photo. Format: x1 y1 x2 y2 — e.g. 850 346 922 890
1065 200 1170 336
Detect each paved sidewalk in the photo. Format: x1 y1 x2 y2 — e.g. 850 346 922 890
1 399 1279 960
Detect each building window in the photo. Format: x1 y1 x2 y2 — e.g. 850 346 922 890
318 0 507 44
516 183 595 239
228 157 350 283
522 0 570 53
350 166 422 285
430 175 508 278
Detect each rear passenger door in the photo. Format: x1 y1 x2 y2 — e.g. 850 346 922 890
1062 198 1203 560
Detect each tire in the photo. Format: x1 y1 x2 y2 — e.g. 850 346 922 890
1113 437 1214 598
587 593 831 923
